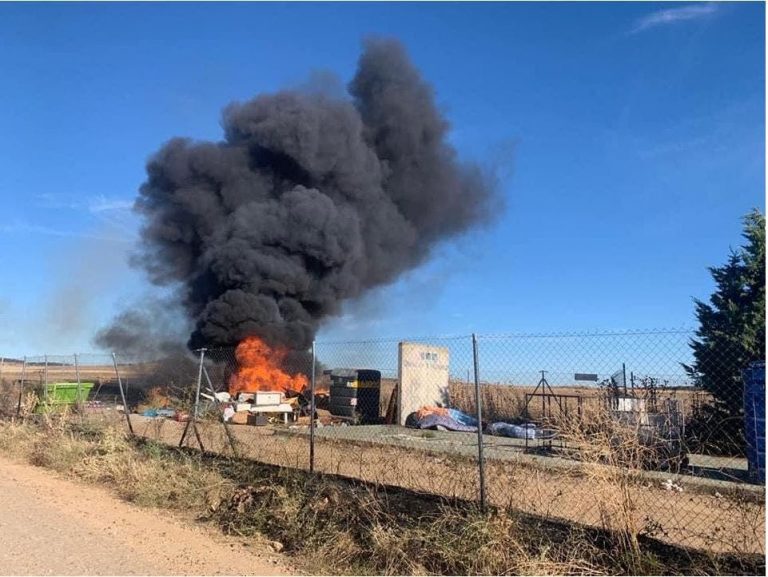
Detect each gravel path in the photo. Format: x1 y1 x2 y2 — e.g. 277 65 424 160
0 456 295 576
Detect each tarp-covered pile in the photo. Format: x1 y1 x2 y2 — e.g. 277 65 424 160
406 406 479 432
486 421 538 439
406 405 546 438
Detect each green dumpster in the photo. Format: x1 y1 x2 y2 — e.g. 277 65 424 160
34 382 94 413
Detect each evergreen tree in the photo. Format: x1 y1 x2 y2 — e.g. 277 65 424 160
684 209 765 453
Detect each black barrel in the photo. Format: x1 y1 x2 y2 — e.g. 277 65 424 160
329 369 381 423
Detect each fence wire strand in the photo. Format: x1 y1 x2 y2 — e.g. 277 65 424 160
0 328 764 557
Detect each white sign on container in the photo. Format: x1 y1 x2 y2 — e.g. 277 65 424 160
397 342 450 425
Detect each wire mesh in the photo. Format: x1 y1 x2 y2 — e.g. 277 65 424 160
0 355 29 418
0 327 763 557
476 330 764 555
312 336 481 503
116 349 205 449
0 354 126 420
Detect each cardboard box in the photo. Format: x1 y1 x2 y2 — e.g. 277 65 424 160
230 412 249 425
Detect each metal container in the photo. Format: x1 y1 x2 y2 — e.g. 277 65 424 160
34 382 94 413
254 391 282 406
329 369 381 423
744 361 765 484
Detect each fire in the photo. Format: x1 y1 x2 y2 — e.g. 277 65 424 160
229 336 308 397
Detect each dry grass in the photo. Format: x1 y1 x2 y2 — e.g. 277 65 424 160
0 416 762 575
0 379 21 417
0 415 234 510
448 382 710 424
128 409 764 557
553 408 767 568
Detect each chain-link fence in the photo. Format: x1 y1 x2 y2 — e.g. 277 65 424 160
1 328 764 557
0 353 131 424
476 330 763 556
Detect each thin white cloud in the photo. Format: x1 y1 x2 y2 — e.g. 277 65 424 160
35 193 134 214
0 220 135 243
33 193 82 210
88 195 134 214
630 3 719 34
29 193 138 235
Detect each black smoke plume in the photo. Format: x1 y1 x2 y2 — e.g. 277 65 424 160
102 39 498 353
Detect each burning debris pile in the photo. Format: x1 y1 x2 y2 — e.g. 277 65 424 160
229 336 308 397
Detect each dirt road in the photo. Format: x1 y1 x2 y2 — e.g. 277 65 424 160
0 456 295 576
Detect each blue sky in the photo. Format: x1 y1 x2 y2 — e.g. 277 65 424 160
0 2 764 358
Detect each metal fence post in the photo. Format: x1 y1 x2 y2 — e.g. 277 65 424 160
472 334 487 512
15 356 27 418
193 349 205 421
181 349 206 450
201 365 238 457
74 353 83 414
43 355 48 403
310 340 316 473
112 352 134 436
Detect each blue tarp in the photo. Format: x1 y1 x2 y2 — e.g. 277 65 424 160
487 422 538 439
407 408 546 438
141 408 176 418
417 414 478 432
448 408 479 427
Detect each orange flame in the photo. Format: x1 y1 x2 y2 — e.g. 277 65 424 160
229 336 308 397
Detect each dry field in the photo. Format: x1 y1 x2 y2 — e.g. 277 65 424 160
128 414 764 556
1 363 708 421
448 381 711 423
350 378 709 424
0 360 152 385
